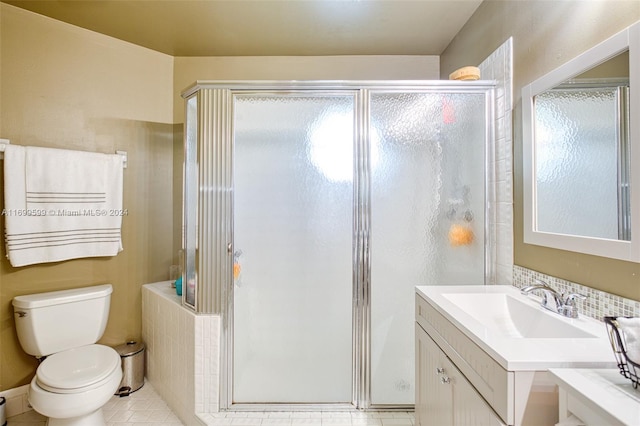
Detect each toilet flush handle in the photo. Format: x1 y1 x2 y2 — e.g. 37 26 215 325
15 311 27 318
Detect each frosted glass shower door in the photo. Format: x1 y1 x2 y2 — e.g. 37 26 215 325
369 92 487 405
233 94 354 404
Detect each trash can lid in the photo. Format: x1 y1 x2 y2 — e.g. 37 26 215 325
114 341 145 357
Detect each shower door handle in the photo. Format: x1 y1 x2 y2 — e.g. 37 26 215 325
227 243 233 254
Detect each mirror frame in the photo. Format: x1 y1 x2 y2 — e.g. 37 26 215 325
522 21 640 262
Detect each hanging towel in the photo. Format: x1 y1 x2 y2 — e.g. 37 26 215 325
3 145 124 267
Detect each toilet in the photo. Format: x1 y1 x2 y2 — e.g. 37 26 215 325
12 284 122 426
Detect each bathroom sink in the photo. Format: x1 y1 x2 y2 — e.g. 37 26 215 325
416 285 615 371
441 292 598 339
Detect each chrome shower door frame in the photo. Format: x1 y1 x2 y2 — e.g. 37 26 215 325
180 80 496 412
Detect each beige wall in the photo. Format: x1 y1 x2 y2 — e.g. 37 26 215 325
441 0 640 300
0 4 175 390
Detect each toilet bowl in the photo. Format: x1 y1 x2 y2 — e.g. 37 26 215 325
28 345 122 425
12 285 122 426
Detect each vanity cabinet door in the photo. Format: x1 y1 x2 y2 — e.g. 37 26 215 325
416 323 505 426
416 323 453 426
451 365 505 426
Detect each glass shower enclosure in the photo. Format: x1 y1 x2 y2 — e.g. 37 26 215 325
182 81 495 410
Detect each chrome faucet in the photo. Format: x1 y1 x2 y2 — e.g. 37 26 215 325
520 280 588 318
521 280 565 314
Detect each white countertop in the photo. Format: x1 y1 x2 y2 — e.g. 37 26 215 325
549 368 640 425
416 285 617 371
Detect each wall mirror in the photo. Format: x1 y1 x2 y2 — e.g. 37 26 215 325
523 21 640 262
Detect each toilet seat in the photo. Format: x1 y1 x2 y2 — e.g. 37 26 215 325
36 344 120 394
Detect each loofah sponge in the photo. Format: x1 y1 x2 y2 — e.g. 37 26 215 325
448 224 474 246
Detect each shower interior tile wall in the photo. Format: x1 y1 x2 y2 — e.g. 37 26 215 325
479 37 514 286
513 265 640 320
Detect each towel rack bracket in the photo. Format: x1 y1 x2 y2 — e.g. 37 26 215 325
0 139 10 157
116 150 127 169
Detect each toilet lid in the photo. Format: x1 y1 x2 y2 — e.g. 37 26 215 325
37 344 120 393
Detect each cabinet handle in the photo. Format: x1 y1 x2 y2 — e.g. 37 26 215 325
440 376 451 384
436 367 445 375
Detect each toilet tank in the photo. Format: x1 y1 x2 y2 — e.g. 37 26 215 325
12 284 113 357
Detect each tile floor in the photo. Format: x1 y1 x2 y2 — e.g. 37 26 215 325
7 381 414 426
7 382 182 426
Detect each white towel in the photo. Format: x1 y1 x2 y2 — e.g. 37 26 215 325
616 317 640 365
3 145 124 267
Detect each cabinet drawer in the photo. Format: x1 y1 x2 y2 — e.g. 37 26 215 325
416 294 514 425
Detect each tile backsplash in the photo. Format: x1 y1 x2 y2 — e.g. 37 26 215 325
513 265 640 320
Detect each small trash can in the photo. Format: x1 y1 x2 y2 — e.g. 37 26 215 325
114 341 145 397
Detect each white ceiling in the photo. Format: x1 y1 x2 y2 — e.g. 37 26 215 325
3 0 484 57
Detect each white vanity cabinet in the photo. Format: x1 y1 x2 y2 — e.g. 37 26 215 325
415 286 614 425
416 322 505 426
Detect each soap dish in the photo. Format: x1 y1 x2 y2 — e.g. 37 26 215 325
604 316 640 388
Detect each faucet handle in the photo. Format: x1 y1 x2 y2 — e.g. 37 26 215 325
563 292 588 305
561 293 588 318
